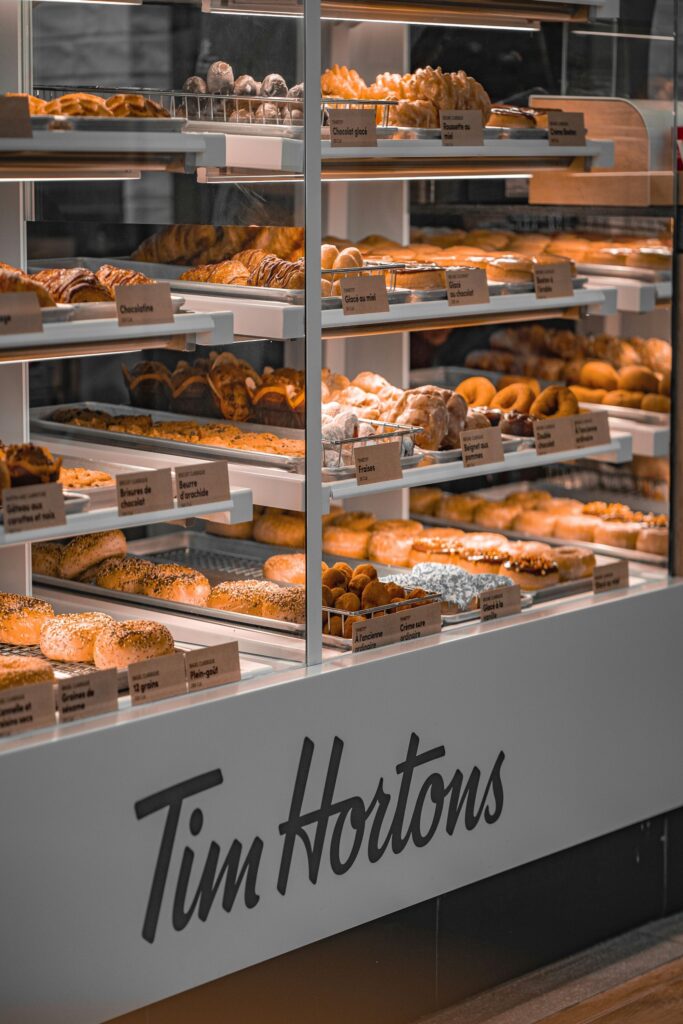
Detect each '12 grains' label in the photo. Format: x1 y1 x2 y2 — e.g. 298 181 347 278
128 652 187 706
116 469 174 516
353 440 403 485
2 482 66 534
328 108 377 148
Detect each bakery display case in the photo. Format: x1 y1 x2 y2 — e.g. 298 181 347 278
1 2 683 1022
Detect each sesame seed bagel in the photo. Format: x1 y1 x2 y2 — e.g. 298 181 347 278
0 654 55 690
0 593 55 644
59 530 127 580
93 620 174 671
40 612 113 663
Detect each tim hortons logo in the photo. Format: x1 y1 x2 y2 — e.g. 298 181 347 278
135 733 506 943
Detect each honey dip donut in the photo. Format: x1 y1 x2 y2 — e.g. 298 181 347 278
529 385 579 419
602 390 644 409
641 394 671 413
490 383 535 414
455 376 497 408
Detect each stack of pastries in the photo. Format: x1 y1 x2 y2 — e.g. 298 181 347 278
0 260 155 306
410 487 668 557
321 64 491 128
32 530 306 625
4 91 170 119
463 324 671 413
132 225 304 266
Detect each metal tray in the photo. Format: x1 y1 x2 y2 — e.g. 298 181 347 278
67 295 185 321
409 365 565 391
575 262 671 283
415 437 526 464
0 490 89 525
188 118 303 139
579 401 669 426
31 115 187 133
414 512 667 568
170 277 412 308
31 402 307 473
43 304 74 323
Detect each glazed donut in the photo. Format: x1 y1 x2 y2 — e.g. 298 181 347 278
372 519 423 536
409 487 443 515
40 613 113 663
0 654 55 690
0 594 54 645
552 546 596 581
636 527 668 555
602 390 644 409
323 525 370 560
553 515 601 542
330 511 376 531
617 365 659 393
491 383 535 414
497 375 541 397
579 361 619 391
529 386 579 419
569 385 607 404
455 376 497 407
32 542 63 577
503 489 552 508
511 509 557 537
264 553 307 585
139 566 211 606
593 520 641 549
641 394 671 413
473 502 519 530
58 530 127 580
368 530 417 568
499 553 560 591
93 620 175 670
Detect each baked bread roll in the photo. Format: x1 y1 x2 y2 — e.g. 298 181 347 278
254 510 306 548
0 655 55 690
40 613 113 663
93 620 175 670
94 556 155 592
58 530 127 580
263 553 307 585
139 565 211 606
0 594 54 645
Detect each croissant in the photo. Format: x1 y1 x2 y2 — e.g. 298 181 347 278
233 248 270 273
0 267 56 307
251 226 305 260
248 254 305 289
321 64 366 99
32 268 111 303
4 92 46 115
206 260 250 285
44 92 113 118
131 224 219 265
105 93 170 119
96 264 153 296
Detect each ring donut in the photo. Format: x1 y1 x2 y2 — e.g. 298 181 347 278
529 385 579 419
455 376 497 408
491 383 535 414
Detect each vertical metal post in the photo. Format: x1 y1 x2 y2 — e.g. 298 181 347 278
304 0 323 665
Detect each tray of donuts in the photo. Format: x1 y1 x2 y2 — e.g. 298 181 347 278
410 486 668 567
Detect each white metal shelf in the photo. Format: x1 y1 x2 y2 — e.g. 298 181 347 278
0 310 233 362
583 274 671 314
606 416 669 458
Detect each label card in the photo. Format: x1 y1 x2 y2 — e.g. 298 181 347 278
352 617 396 654
534 417 576 456
461 425 505 469
396 602 442 643
481 584 522 623
0 682 56 739
440 109 484 146
593 561 629 595
116 468 174 517
128 652 187 706
0 292 43 336
0 95 33 138
340 274 389 315
353 440 403 486
533 262 574 299
548 110 586 147
446 267 490 307
573 411 611 449
115 283 174 327
186 643 241 692
2 482 66 534
58 670 118 725
176 461 230 509
328 108 377 148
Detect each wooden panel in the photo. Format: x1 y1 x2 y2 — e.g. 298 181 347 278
540 956 683 1023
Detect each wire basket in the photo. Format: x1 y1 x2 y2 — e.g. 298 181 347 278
323 590 441 642
322 418 419 471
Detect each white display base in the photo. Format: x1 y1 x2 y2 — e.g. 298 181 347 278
1 579 682 1024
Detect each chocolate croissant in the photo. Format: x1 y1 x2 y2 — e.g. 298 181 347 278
0 267 56 307
32 268 111 304
96 264 153 297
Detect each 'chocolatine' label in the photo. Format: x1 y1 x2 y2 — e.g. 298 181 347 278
135 733 505 943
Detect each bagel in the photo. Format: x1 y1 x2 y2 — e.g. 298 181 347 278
454 376 497 408
529 385 579 419
59 530 127 581
617 364 659 394
496 375 541 397
490 383 535 414
579 360 619 391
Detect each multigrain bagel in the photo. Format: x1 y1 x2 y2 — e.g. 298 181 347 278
0 594 54 645
40 612 113 663
0 654 55 690
455 376 497 408
59 530 127 580
93 620 174 670
579 360 619 391
490 383 535 414
529 385 579 419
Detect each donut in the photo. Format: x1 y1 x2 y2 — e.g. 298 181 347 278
323 525 370 560
636 527 668 555
93 620 175 670
58 530 127 580
503 489 552 508
360 580 391 609
553 515 601 542
553 546 596 581
569 385 607 404
535 497 584 516
579 361 619 391
500 411 537 436
263 553 307 585
32 542 63 577
436 493 485 523
0 654 55 690
490 383 535 414
39 613 113 663
497 375 541 397
511 509 557 537
409 487 443 515
368 530 417 568
455 376 497 408
95 557 153 593
529 385 579 419
641 394 671 413
643 338 671 373
602 390 644 409
330 511 376 531
420 527 466 542
372 519 423 536
0 594 54 645
139 566 211 606
499 552 560 591
253 510 306 549
617 365 659 393
473 502 518 530
593 521 641 549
